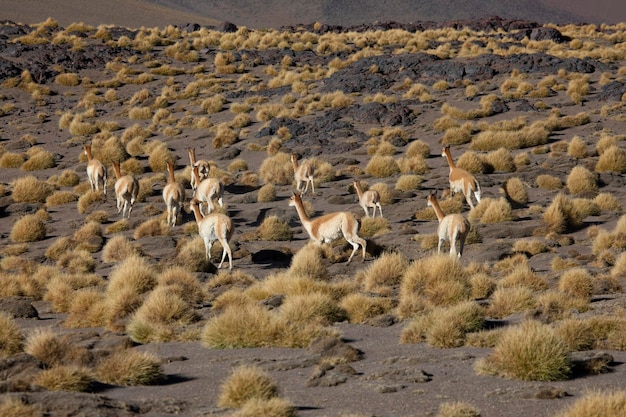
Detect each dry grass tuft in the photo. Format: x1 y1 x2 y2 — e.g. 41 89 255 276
475 320 571 381
218 365 279 408
486 286 535 319
595 145 626 173
566 166 597 194
360 251 409 293
259 152 293 185
102 235 141 263
543 193 584 233
257 183 276 202
77 190 105 214
359 216 392 238
536 174 563 190
21 148 55 171
0 312 23 358
24 328 88 368
558 268 593 300
395 174 423 191
107 254 157 296
437 401 481 417
0 397 42 417
257 215 292 241
229 397 296 417
288 243 329 280
502 177 528 205
468 197 513 224
96 349 163 386
339 293 393 324
11 175 55 203
365 155 400 178
554 390 626 417
34 365 93 392
10 214 46 243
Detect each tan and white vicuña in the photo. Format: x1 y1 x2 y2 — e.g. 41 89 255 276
426 191 470 258
289 192 366 263
291 153 315 194
189 197 233 270
353 179 382 218
192 164 224 216
112 161 139 218
163 160 185 227
441 145 481 209
188 148 210 191
83 144 107 196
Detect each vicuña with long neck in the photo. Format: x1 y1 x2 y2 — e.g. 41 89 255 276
426 191 470 258
442 145 481 209
189 198 233 270
291 154 315 194
289 192 366 263
192 165 224 216
112 161 139 218
163 160 185 227
83 144 107 196
353 179 382 218
188 148 210 191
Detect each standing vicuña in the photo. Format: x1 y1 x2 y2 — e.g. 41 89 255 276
192 165 224 216
442 145 481 209
163 160 185 227
291 154 315 194
188 148 210 191
112 161 139 218
289 192 366 263
353 179 382 218
189 198 233 270
83 144 107 196
426 191 470 258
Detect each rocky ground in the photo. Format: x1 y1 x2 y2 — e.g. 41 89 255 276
1 12 626 417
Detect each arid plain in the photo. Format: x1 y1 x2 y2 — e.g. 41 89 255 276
1 4 626 417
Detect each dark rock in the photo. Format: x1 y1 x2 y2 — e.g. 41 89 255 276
0 296 39 318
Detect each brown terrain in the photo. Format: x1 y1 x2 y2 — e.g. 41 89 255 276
1 2 626 417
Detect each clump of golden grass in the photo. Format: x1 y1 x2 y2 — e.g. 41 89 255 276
369 182 393 205
339 293 393 324
467 197 513 224
437 401 481 417
395 174 423 192
147 143 174 173
359 251 409 294
259 152 293 185
365 155 400 177
555 316 626 351
257 183 276 202
44 271 104 312
64 288 108 328
485 286 535 319
534 290 589 323
133 218 169 239
127 285 197 343
595 192 622 211
202 303 338 349
218 365 279 409
72 221 103 252
158 266 205 303
484 148 515 172
24 328 88 367
543 193 584 233
536 174 563 190
498 264 548 291
10 214 46 243
469 272 496 300
107 254 157 296
213 123 239 148
279 292 346 326
44 236 76 261
105 219 130 234
257 216 292 241
56 248 96 274
0 151 26 168
512 239 548 256
567 136 588 159
558 268 595 300
173 236 211 273
288 243 329 280
359 216 391 238
475 320 571 381
502 177 528 205
229 397 296 417
566 166 597 194
34 366 93 392
406 139 430 158
554 390 626 417
77 190 105 214
102 235 140 263
96 349 163 386
456 151 485 174
595 145 626 173
21 148 55 171
399 254 471 313
0 312 23 358
46 190 78 206
401 301 484 348
0 397 42 417
11 175 55 203
442 125 472 146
